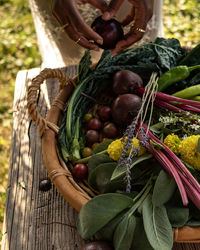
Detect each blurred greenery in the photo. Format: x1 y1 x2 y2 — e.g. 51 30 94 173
0 0 41 242
0 0 199 245
163 0 200 47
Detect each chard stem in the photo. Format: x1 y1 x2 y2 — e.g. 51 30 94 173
144 124 200 193
149 147 188 206
137 88 200 108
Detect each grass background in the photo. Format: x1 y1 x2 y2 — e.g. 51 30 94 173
0 0 199 243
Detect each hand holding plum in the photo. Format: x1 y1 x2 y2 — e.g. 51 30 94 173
52 0 153 53
52 0 108 50
102 0 153 53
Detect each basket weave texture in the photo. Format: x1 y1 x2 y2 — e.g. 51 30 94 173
27 68 200 243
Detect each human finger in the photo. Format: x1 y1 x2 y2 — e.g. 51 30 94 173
112 30 143 54
112 0 152 53
53 1 104 45
77 0 108 12
64 23 100 50
102 0 124 21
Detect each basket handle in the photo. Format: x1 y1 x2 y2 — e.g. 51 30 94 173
27 68 75 137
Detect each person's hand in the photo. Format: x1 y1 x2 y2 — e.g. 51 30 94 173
102 0 153 54
52 0 108 51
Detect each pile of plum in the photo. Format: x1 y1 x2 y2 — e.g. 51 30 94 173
72 70 143 180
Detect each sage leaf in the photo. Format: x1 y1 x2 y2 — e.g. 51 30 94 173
152 170 176 206
166 206 189 227
131 217 154 250
95 209 128 242
185 219 200 226
189 202 200 220
142 194 173 250
113 214 136 250
77 193 133 239
111 153 152 181
88 162 123 193
88 154 114 173
92 139 113 154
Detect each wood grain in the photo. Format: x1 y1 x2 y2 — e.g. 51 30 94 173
1 66 200 250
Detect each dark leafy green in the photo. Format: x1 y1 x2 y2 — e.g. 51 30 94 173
95 209 129 242
166 205 189 227
88 162 122 193
77 50 92 83
88 153 114 173
142 194 173 250
185 219 200 226
131 217 154 250
152 170 176 206
113 214 136 250
179 43 200 66
111 153 152 181
58 38 186 161
77 193 133 239
92 139 113 154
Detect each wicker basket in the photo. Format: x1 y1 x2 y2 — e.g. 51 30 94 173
27 68 200 243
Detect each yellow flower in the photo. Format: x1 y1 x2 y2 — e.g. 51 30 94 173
179 135 200 171
107 137 146 161
164 133 181 155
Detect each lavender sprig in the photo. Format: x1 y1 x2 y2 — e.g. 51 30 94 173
119 73 158 193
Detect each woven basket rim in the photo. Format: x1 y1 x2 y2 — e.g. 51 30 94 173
28 67 200 243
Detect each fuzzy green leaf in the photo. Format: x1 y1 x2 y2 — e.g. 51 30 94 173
113 214 136 250
152 170 176 206
77 193 133 239
142 194 173 250
111 153 152 181
166 205 189 227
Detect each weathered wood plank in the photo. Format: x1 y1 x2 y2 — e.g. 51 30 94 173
2 66 86 250
2 66 200 250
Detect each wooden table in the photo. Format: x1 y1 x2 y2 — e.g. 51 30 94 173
1 67 200 250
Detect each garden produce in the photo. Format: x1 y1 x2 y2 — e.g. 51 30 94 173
86 130 100 144
80 241 113 250
84 113 93 122
91 16 124 50
179 43 200 66
103 122 118 138
157 65 200 92
58 37 186 161
98 106 111 121
173 84 200 99
72 164 88 180
39 178 52 192
82 147 93 158
111 94 142 125
57 38 200 250
112 70 143 95
87 118 102 130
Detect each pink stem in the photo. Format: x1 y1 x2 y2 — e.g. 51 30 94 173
178 171 200 210
148 146 188 206
175 104 200 113
144 124 200 193
137 88 200 108
154 99 185 113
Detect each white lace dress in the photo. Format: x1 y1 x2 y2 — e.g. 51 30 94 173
29 0 163 68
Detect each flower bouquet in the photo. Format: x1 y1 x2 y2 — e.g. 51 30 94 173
28 38 200 250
